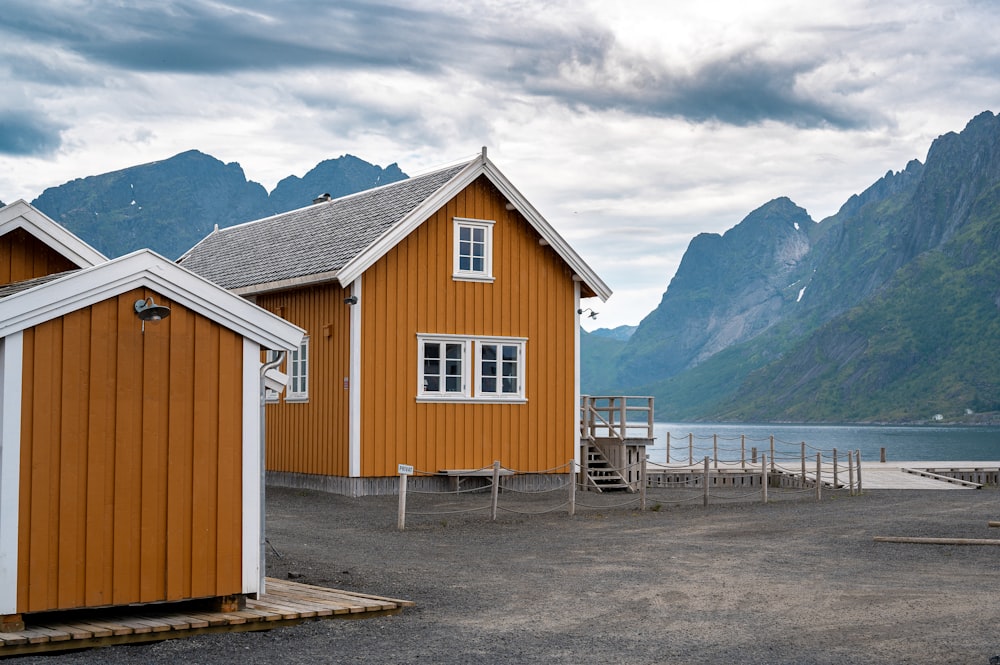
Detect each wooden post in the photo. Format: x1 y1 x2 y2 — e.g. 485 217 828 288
639 454 647 511
800 441 806 488
848 448 855 496
833 448 839 489
397 472 408 531
619 397 626 440
880 446 886 463
761 454 768 504
752 446 758 464
815 452 822 501
666 431 671 464
701 455 708 507
769 435 775 473
688 433 694 465
712 434 718 469
490 460 501 521
740 434 746 470
0 614 24 633
569 459 576 516
856 450 863 492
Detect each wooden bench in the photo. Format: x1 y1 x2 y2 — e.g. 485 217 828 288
439 468 514 492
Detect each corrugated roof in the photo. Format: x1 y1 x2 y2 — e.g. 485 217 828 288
179 161 471 290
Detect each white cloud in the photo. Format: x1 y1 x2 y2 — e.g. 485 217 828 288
1 0 999 327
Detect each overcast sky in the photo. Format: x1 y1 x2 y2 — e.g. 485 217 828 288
2 1 998 329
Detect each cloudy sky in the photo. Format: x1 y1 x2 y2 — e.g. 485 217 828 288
2 1 998 329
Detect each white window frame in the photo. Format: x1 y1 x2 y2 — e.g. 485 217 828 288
417 334 526 403
417 336 471 399
452 218 495 283
475 338 526 401
286 336 309 402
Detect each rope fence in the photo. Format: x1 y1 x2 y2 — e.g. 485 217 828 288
395 440 865 529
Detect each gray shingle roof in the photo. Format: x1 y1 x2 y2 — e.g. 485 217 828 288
179 161 471 290
0 270 78 300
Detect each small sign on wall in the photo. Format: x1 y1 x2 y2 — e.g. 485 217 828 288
343 377 349 390
398 464 414 476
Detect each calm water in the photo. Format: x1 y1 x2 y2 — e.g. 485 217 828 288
648 423 1000 463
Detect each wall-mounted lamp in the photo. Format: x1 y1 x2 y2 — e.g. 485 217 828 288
344 295 358 305
577 308 598 320
135 296 171 332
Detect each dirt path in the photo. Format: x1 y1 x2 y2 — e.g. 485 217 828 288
16 487 1000 664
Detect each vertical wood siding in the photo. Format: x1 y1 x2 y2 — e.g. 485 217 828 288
361 176 576 476
255 285 352 477
0 229 77 285
17 288 245 613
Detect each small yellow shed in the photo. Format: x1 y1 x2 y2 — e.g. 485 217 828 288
0 250 303 628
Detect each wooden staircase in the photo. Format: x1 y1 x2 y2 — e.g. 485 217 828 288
583 438 633 492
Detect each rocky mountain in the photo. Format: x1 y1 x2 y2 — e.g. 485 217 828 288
589 111 1000 423
30 150 407 259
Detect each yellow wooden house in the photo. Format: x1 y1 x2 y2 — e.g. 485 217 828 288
1 199 107 284
181 150 611 496
0 205 303 627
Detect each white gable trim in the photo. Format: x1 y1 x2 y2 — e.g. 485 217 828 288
0 332 23 615
0 250 303 351
0 200 107 268
334 156 612 302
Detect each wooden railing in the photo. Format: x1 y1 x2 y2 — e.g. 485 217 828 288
580 396 654 441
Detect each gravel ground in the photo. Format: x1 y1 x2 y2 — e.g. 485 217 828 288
15 485 1000 664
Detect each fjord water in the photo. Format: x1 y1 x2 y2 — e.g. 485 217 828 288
649 423 1000 463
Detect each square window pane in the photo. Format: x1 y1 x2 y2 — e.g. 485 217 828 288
446 359 462 375
502 377 518 393
424 359 440 375
446 344 463 359
482 377 497 392
481 344 496 361
460 227 471 241
502 345 518 361
424 376 440 392
445 376 462 392
473 228 484 242
424 343 440 359
482 361 496 377
502 361 517 377
472 257 483 272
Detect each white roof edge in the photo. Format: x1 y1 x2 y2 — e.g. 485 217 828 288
232 270 341 296
0 199 108 267
0 249 304 350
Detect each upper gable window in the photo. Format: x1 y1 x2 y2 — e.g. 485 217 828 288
453 218 495 282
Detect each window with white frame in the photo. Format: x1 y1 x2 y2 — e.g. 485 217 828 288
418 334 525 402
477 341 522 397
453 218 495 282
286 336 309 401
419 338 469 397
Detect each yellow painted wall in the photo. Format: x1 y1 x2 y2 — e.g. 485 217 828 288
17 288 245 613
0 229 77 285
256 284 352 477
361 175 577 476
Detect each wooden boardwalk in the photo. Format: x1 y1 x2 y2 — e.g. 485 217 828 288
0 578 413 657
647 460 997 490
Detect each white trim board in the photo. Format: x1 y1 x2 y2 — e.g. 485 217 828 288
0 332 23 615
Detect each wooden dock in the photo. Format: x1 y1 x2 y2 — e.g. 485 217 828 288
0 578 413 657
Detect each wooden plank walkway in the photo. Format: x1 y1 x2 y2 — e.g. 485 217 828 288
0 578 413 657
647 460 997 490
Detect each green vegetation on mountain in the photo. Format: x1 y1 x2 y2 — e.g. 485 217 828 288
587 110 1000 423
